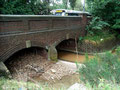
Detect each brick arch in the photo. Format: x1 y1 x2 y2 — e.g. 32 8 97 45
54 37 77 47
1 42 47 62
56 38 77 51
54 35 78 47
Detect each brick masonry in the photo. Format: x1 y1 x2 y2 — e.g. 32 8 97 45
0 14 89 62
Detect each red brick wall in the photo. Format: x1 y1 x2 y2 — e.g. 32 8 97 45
0 15 89 62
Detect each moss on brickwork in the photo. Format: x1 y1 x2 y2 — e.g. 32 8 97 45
48 45 58 62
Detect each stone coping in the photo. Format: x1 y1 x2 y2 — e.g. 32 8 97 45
0 14 83 18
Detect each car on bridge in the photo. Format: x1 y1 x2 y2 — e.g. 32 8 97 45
50 9 90 16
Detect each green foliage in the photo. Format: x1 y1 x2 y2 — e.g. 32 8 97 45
112 19 120 29
0 77 64 90
116 46 120 57
63 0 68 9
86 78 120 90
74 0 83 11
77 52 120 86
69 0 77 10
86 0 120 34
86 17 110 36
50 3 66 10
0 77 42 90
0 0 50 15
78 57 100 85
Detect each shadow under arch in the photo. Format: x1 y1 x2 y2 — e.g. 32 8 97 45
0 41 48 77
56 38 77 51
54 38 78 61
4 47 48 79
4 46 48 65
1 40 47 63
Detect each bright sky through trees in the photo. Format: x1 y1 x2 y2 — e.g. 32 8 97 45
81 0 85 5
81 0 85 11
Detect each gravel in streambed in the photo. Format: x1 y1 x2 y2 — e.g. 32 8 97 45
5 49 78 82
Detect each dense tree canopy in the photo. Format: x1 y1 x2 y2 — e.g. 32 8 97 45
0 0 50 15
87 0 120 30
74 0 83 11
0 0 81 14
69 0 77 10
86 0 120 37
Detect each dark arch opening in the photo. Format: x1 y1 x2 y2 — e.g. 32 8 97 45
5 47 48 64
56 38 77 51
4 47 49 81
56 39 77 60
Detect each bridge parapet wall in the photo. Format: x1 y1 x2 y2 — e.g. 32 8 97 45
0 15 84 34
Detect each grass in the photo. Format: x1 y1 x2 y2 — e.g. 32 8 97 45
0 77 42 90
0 77 63 90
1 75 120 90
0 76 69 90
86 78 120 90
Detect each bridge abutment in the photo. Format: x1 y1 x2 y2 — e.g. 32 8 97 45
48 45 58 61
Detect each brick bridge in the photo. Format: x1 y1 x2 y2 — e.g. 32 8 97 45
0 14 90 66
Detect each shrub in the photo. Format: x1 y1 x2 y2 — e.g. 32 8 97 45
77 52 120 86
86 78 120 90
86 0 120 37
0 0 50 15
86 17 110 36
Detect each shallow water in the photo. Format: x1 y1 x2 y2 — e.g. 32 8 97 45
33 74 80 89
58 51 94 63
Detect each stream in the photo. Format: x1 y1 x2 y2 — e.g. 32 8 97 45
58 50 94 63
